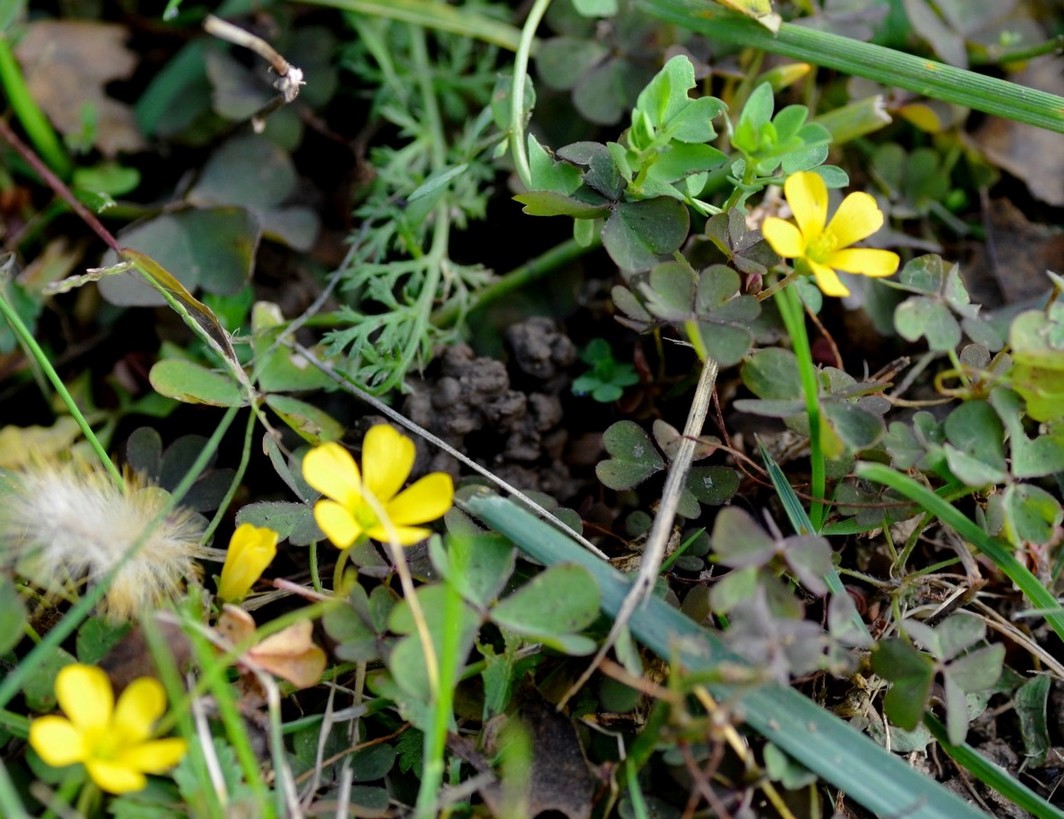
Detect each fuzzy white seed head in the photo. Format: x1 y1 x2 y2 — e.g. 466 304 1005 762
0 460 208 621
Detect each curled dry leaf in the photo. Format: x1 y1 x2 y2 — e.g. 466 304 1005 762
216 605 326 689
15 21 146 156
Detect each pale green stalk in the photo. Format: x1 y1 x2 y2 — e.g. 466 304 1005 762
295 0 523 51
0 36 71 176
774 283 826 531
639 0 1064 134
510 0 553 190
201 406 258 545
0 286 122 484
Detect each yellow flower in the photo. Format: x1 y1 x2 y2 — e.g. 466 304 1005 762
302 425 454 549
217 523 279 603
29 664 187 794
762 171 900 297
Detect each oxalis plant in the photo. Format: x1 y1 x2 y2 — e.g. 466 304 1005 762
494 12 1064 819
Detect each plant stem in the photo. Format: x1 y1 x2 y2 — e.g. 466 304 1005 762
639 0 1064 134
0 36 71 177
0 285 122 485
432 236 599 327
510 0 553 190
774 282 826 531
201 407 258 545
970 34 1064 66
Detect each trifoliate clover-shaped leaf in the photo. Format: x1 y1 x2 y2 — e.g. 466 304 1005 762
596 420 665 490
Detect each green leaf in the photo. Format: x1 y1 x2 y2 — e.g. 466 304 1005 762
941 400 1008 485
635 54 697 132
75 618 130 665
264 394 344 444
601 198 690 272
324 592 381 664
763 742 817 789
1008 308 1064 423
641 260 696 321
596 420 665 490
894 296 961 351
22 647 76 712
872 638 934 730
822 402 885 451
646 142 727 184
526 133 583 194
685 466 739 505
188 134 296 210
536 37 609 91
407 164 470 202
513 190 610 218
741 347 801 400
99 208 260 306
665 95 725 143
250 304 334 393
558 141 624 199
433 532 516 609
947 645 1005 693
236 501 321 546
710 507 775 567
387 583 481 703
989 387 1064 478
491 564 600 644
931 614 986 661
733 83 774 154
73 162 141 196
149 359 248 407
1001 483 1063 546
0 577 26 656
1015 674 1051 767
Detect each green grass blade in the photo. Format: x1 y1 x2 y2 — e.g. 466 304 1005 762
296 0 524 51
924 715 1064 819
462 492 989 819
856 462 1064 641
758 436 816 536
638 0 1064 134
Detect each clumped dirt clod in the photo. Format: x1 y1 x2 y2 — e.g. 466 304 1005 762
404 318 579 499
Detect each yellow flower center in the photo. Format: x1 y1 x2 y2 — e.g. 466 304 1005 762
805 231 838 264
86 726 122 760
353 492 383 533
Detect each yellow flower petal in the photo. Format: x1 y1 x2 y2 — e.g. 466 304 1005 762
364 523 433 546
784 171 827 242
118 738 188 774
827 248 900 278
824 191 883 247
314 499 362 549
56 664 112 735
361 425 415 504
218 523 279 602
302 443 361 507
29 716 87 767
113 677 166 745
386 473 454 526
807 260 851 297
761 217 806 259
85 759 147 794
